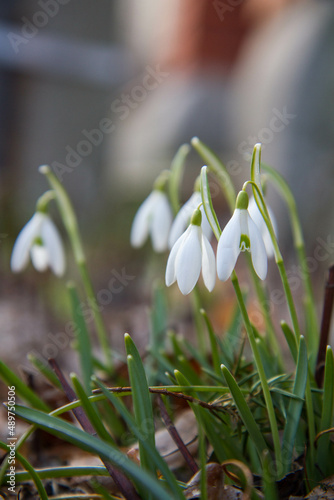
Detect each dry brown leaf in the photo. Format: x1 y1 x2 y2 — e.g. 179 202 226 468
305 475 334 499
184 463 243 500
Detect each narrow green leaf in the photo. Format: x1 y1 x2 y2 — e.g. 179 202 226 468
13 465 109 482
262 450 279 500
93 378 186 500
174 370 239 463
124 335 155 454
27 353 62 389
0 360 50 412
12 405 175 500
68 281 93 393
200 309 221 377
282 336 308 475
124 333 157 498
150 282 168 356
0 440 48 499
280 321 298 363
71 373 115 445
221 365 268 464
317 346 334 476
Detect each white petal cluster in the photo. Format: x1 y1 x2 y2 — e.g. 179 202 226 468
130 190 172 252
217 207 267 281
168 192 212 248
247 196 277 259
165 217 216 295
11 212 65 276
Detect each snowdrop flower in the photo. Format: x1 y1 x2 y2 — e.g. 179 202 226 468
11 212 65 276
217 191 267 281
165 208 216 295
248 196 277 259
130 190 172 252
168 191 212 248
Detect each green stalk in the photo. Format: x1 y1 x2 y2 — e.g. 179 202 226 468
260 162 318 362
276 259 300 339
250 150 317 473
246 254 284 371
192 136 236 212
168 143 191 215
39 165 112 369
246 178 301 340
191 285 207 354
231 271 282 476
200 164 283 367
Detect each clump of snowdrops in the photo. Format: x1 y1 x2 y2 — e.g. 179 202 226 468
0 139 333 500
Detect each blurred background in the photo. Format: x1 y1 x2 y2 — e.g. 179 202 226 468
1 0 334 373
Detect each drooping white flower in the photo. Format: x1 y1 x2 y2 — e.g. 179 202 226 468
168 191 212 248
247 196 277 259
130 190 172 252
165 209 216 295
217 191 267 281
11 212 65 276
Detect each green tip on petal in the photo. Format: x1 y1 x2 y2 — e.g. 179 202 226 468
190 208 202 226
239 234 251 252
33 236 43 246
236 190 249 210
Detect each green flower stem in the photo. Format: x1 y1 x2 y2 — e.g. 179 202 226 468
39 165 112 370
191 285 207 354
231 270 282 475
200 165 281 364
168 143 191 215
261 162 318 362
246 254 284 372
36 190 56 213
191 136 236 212
245 180 301 341
250 154 316 471
276 259 301 340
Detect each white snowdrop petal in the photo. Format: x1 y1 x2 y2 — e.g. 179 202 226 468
168 193 199 248
10 213 44 272
175 226 202 295
264 206 278 258
130 192 157 248
217 247 240 281
168 211 186 249
201 235 216 292
151 192 172 252
248 197 277 258
248 214 268 280
165 230 188 286
41 217 66 276
201 207 212 241
216 211 241 281
30 244 49 271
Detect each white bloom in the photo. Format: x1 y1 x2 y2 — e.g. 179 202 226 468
11 212 65 276
248 197 277 259
168 191 212 248
217 191 267 281
130 190 172 252
165 211 216 295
